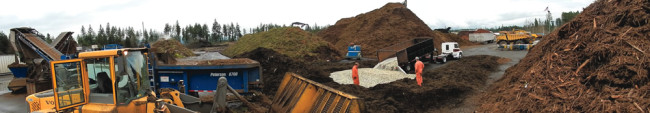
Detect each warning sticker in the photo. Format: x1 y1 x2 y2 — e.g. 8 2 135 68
161 76 169 82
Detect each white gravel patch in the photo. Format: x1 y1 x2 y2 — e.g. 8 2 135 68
373 57 405 73
330 68 415 88
178 52 230 61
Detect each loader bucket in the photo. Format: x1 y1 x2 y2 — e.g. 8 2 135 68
271 73 363 113
178 93 214 113
163 102 199 113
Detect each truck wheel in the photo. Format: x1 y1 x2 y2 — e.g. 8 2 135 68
442 57 447 63
515 40 526 44
457 53 462 59
498 40 508 46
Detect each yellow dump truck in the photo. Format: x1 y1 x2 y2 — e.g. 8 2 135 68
496 30 538 45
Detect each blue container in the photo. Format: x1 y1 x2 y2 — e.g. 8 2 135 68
154 61 262 94
8 66 28 78
103 44 123 50
346 45 362 59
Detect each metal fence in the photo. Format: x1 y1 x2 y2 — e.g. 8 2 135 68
0 55 15 73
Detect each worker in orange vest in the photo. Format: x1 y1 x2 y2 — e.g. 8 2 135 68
415 57 424 86
352 62 360 86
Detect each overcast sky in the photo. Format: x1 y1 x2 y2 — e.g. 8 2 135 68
0 0 594 36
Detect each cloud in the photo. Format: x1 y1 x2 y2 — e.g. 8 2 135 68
0 13 93 35
0 0 594 36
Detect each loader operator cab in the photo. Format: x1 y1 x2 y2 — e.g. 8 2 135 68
27 48 151 112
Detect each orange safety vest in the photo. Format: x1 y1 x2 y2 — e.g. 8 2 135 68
352 65 359 85
415 61 424 86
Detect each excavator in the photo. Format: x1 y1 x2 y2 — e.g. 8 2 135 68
290 22 310 30
22 27 365 113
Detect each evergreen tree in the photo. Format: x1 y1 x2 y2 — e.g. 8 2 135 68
0 32 11 54
106 23 112 44
222 24 228 41
211 19 222 42
164 23 171 35
555 18 562 27
149 29 159 42
86 25 95 46
97 25 106 46
201 24 208 41
45 33 52 43
78 26 87 46
175 20 181 41
142 29 151 43
235 23 241 40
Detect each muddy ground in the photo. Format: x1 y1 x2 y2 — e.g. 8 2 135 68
0 74 28 113
0 44 528 113
432 45 527 112
237 44 528 112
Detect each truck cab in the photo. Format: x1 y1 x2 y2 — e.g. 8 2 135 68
441 42 462 59
25 48 155 112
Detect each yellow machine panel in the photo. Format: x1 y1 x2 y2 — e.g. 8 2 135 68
272 72 363 113
26 90 56 112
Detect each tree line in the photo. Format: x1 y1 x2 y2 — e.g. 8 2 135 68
0 20 330 54
76 22 159 47
163 20 329 44
76 19 330 47
484 11 581 33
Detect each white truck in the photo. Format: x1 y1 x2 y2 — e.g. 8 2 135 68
432 42 463 63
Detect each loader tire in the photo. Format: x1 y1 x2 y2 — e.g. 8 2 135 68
515 40 526 44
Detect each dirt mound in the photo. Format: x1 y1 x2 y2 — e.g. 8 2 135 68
479 0 650 112
151 39 195 58
8 62 28 68
174 58 258 65
224 27 341 61
237 47 502 112
234 47 377 95
317 3 473 58
234 48 301 95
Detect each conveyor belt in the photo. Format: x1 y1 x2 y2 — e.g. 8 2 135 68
51 32 73 48
22 33 62 61
51 32 77 55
